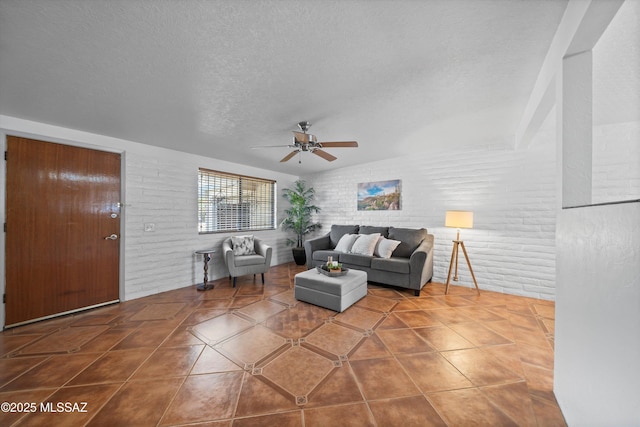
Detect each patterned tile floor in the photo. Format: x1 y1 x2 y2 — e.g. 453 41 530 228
0 263 567 426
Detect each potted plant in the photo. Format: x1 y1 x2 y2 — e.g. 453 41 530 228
329 262 343 273
281 180 321 265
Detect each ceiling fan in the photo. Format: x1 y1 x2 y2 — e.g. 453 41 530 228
253 121 358 163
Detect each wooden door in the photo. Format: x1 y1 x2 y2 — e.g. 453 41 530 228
5 136 121 327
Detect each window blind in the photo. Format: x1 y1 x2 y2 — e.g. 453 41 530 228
198 169 275 233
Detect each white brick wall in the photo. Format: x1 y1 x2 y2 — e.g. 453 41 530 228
302 138 558 299
123 150 298 300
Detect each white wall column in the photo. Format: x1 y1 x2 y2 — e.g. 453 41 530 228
562 51 592 208
554 1 640 425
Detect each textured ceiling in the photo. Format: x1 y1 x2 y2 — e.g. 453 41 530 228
0 0 569 175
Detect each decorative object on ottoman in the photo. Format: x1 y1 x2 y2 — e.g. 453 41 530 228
294 269 367 312
325 257 343 273
316 265 349 277
281 180 322 265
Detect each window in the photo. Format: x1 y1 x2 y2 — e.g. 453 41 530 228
198 169 276 233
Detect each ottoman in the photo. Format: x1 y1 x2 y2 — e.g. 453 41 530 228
294 269 368 312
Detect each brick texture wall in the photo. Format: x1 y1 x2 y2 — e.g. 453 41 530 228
123 149 298 300
302 140 557 300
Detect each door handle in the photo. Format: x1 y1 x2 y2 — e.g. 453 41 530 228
104 234 118 240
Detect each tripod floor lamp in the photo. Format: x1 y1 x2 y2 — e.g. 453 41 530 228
444 210 480 295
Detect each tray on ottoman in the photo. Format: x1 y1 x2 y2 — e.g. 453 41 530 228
316 265 349 277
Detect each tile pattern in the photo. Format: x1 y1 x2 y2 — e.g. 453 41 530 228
128 302 187 321
16 325 109 355
0 263 567 426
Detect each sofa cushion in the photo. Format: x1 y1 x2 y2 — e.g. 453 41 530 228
330 225 360 247
359 226 389 238
388 227 428 258
350 233 381 256
234 253 266 267
312 250 343 263
334 233 360 252
340 253 374 268
375 237 402 259
371 257 411 274
231 235 256 256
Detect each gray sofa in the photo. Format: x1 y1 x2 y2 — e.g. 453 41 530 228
304 225 434 296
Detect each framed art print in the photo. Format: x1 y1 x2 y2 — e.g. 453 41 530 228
357 180 401 210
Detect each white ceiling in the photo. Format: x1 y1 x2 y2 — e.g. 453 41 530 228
0 0 569 175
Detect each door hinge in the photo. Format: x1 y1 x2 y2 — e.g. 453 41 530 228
3 223 6 233
4 151 6 161
2 294 5 304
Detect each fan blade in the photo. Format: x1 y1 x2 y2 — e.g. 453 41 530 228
312 149 337 162
251 145 294 149
293 131 317 143
318 141 358 148
280 150 299 162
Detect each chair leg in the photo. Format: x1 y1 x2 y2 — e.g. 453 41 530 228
261 273 265 285
233 277 237 288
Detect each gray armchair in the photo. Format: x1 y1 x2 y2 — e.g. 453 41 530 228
222 236 272 287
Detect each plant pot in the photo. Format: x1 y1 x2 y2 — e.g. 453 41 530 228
292 247 306 265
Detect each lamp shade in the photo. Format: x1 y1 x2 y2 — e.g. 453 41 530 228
445 210 473 229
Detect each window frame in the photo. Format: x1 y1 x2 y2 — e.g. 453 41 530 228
197 168 276 234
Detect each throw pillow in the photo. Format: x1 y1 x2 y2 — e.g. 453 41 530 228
231 235 256 256
334 233 360 253
350 233 381 256
388 227 428 258
374 237 402 259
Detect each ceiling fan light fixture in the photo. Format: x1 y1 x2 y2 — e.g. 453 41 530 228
264 121 358 163
298 121 311 133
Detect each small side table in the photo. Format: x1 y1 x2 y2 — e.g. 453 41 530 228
195 249 216 291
